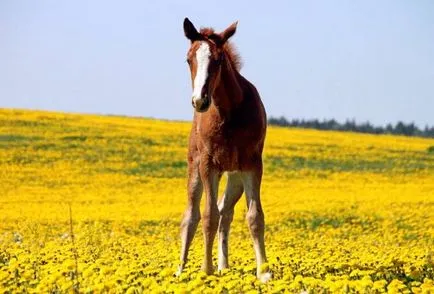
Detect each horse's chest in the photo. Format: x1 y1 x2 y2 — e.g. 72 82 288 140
210 142 240 171
198 126 242 170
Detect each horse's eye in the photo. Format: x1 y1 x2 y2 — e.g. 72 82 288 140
186 58 191 65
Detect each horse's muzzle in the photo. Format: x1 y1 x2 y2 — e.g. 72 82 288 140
192 95 210 112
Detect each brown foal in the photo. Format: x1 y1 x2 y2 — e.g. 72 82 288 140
177 18 271 282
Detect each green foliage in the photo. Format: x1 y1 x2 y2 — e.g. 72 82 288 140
269 117 434 138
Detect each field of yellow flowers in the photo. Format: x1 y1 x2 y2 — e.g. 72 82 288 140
1 108 434 293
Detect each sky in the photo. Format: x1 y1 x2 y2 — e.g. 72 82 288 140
1 0 434 127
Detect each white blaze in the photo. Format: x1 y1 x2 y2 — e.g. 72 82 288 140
192 42 211 102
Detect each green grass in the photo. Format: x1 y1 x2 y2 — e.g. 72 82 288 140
266 153 434 174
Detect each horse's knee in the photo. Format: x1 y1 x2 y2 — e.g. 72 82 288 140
181 208 200 230
246 209 264 233
202 210 219 232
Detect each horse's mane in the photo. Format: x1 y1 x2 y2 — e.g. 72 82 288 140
200 27 242 72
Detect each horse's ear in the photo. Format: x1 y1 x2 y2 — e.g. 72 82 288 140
184 18 201 42
220 21 238 44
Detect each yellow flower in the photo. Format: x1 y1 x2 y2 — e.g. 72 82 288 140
1 109 433 292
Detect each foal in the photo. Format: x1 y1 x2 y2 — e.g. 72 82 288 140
177 18 270 282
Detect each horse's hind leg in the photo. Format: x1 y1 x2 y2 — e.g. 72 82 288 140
177 159 203 276
242 168 271 283
217 172 243 271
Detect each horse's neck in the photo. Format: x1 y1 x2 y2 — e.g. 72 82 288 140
212 59 243 118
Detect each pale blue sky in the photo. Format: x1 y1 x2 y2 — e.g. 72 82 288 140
1 0 433 127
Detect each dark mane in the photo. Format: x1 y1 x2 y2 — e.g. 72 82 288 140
200 27 242 71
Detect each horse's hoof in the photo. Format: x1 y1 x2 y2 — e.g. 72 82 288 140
175 265 184 277
217 264 229 272
258 272 272 283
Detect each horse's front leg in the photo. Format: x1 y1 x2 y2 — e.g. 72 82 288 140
199 158 220 275
177 156 203 276
217 172 244 271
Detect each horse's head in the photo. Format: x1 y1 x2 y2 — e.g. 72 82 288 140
183 18 238 112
